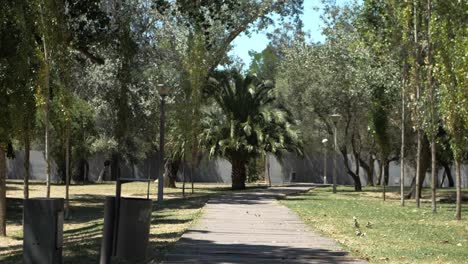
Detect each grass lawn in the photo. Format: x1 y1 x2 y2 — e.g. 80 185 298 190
281 186 468 264
0 180 241 263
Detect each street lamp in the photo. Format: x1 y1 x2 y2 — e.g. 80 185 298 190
330 113 341 193
157 84 170 203
322 138 328 184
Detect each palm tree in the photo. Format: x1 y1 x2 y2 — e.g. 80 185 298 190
200 71 302 190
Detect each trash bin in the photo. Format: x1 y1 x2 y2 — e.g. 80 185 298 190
100 177 152 264
115 197 152 261
23 198 64 264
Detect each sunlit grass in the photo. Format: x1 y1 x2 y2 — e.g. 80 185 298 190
281 186 468 264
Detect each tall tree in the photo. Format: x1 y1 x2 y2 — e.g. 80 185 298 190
433 0 467 220
0 0 40 236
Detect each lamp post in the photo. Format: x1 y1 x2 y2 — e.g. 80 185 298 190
330 113 341 193
157 84 170 203
322 138 328 184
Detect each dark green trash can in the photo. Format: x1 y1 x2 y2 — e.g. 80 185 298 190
23 198 64 264
115 197 152 262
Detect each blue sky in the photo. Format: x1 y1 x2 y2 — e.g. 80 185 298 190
229 0 350 66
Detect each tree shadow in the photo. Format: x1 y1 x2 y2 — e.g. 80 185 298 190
2 191 215 264
163 237 366 264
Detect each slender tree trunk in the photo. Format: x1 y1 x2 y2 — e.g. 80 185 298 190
265 154 271 187
351 134 361 187
0 148 6 236
354 154 360 183
431 141 437 212
381 162 386 201
190 165 194 194
455 158 462 220
182 161 186 198
416 130 422 207
44 66 51 196
231 157 247 190
442 163 454 187
340 150 362 191
65 125 70 219
426 0 437 213
324 148 328 184
414 0 421 209
384 161 390 185
440 169 446 188
333 125 338 193
406 135 431 199
111 153 120 181
24 131 31 199
40 1 51 198
400 77 406 206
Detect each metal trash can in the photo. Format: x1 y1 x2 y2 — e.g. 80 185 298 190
100 177 153 264
23 198 64 264
115 197 152 261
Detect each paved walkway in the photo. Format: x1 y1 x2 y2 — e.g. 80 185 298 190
163 185 367 264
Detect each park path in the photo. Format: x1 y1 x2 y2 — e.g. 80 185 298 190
162 185 367 264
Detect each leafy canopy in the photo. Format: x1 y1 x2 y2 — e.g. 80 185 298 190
201 71 302 161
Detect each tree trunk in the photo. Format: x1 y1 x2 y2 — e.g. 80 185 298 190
415 130 422 207
384 161 390 185
359 155 374 186
442 163 454 187
24 131 30 199
164 159 179 188
340 149 362 192
111 154 120 181
81 159 89 184
381 162 386 201
406 135 431 199
40 3 51 198
190 166 194 194
44 70 51 197
65 125 70 219
455 158 462 220
413 0 422 208
431 139 437 213
0 148 6 236
265 154 271 187
401 67 406 206
426 0 437 213
231 157 247 190
182 161 186 198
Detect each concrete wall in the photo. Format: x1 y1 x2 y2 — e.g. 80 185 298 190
6 150 468 188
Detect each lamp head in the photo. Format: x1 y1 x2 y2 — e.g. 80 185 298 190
330 113 341 125
157 84 170 97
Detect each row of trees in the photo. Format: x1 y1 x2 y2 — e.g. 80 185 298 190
270 0 466 220
0 0 465 238
0 0 304 236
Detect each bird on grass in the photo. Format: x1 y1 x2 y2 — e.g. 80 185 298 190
353 216 360 228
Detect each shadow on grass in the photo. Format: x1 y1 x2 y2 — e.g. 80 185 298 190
2 191 214 264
